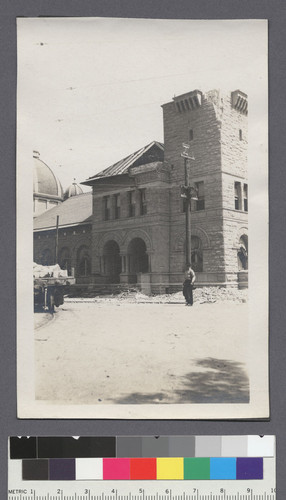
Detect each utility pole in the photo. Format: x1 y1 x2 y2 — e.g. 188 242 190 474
55 215 59 264
180 143 197 269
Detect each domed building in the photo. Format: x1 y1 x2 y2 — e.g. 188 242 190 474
33 151 64 216
33 154 92 280
64 180 84 200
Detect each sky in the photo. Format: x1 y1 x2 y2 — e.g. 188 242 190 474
17 17 267 192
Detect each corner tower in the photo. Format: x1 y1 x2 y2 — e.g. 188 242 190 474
162 89 248 287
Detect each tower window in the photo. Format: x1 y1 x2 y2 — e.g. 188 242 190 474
189 129 194 141
239 129 243 141
195 181 205 211
234 182 242 210
243 184 248 212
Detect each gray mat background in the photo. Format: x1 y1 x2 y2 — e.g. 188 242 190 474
0 1 285 497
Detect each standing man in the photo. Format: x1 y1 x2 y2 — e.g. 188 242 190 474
183 266 196 306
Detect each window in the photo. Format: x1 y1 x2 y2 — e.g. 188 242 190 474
128 190 136 217
77 245 91 276
189 129 194 141
239 129 243 141
59 247 71 274
234 182 247 211
234 182 241 210
41 248 53 266
243 184 248 212
238 235 248 270
191 236 203 272
103 196 111 220
114 194 120 219
140 189 147 215
195 181 205 211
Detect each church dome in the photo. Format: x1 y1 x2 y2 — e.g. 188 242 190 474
33 151 64 200
64 180 84 200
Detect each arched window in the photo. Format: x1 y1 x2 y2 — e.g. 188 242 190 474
191 236 203 272
238 235 248 270
59 247 71 274
40 248 53 266
77 245 91 277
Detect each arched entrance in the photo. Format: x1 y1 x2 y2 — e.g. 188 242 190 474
127 237 148 283
237 235 248 270
103 240 121 283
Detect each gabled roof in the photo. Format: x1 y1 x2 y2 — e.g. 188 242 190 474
33 192 92 231
83 141 164 184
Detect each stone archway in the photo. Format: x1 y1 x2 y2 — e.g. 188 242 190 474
102 240 121 283
173 228 208 272
127 237 149 283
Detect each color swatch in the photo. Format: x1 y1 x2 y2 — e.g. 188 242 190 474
19 456 265 481
9 436 274 482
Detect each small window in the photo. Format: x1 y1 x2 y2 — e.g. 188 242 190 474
140 189 147 215
114 194 120 219
189 129 194 141
103 196 111 220
243 184 248 212
128 190 136 217
239 129 243 141
195 181 205 211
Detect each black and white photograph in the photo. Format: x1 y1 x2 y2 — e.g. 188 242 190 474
17 17 268 419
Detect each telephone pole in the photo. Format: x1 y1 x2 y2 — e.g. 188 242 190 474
55 215 59 265
180 143 197 269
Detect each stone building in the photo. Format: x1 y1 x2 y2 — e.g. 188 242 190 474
34 88 248 292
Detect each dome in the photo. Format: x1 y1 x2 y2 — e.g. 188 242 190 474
33 151 64 200
64 180 84 200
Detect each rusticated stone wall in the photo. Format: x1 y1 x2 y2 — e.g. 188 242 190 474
162 89 248 285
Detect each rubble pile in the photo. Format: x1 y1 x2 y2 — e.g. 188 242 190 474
66 286 247 304
193 286 248 304
33 262 68 279
126 287 247 304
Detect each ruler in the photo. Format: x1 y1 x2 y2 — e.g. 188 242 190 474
7 485 277 500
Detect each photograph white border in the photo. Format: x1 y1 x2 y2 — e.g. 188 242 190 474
17 17 269 419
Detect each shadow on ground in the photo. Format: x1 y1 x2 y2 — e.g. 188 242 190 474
113 358 249 404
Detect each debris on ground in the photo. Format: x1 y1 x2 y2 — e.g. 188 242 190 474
65 287 248 305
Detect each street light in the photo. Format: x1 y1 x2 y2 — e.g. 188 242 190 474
180 143 197 269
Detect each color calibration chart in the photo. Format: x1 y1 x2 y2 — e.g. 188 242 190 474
8 436 276 500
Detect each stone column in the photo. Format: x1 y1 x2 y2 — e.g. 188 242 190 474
119 253 129 284
148 253 152 273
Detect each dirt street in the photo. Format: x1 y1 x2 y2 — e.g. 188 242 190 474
35 300 248 405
